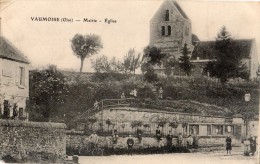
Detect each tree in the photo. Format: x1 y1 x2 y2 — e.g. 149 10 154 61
29 65 69 121
205 26 248 84
91 55 123 73
123 48 142 75
179 43 193 76
142 46 165 66
71 34 103 73
141 46 165 82
164 57 178 77
91 55 111 73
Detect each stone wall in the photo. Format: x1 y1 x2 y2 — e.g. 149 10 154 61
0 119 66 162
85 107 244 139
66 133 242 151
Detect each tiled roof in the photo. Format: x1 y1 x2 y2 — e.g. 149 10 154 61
0 36 30 64
172 1 190 20
191 39 253 60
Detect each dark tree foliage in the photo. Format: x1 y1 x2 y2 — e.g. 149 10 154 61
143 46 166 66
205 26 248 84
178 43 193 76
71 34 103 73
164 57 177 77
29 65 69 121
141 63 158 83
141 46 165 82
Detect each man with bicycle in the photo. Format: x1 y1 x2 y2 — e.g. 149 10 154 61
89 131 99 149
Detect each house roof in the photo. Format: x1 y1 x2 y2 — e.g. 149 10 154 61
171 1 190 20
191 39 254 60
0 36 30 64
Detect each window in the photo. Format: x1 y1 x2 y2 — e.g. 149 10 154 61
225 125 233 134
161 26 165 36
167 26 171 35
212 125 223 135
165 10 169 21
189 125 199 135
19 67 25 86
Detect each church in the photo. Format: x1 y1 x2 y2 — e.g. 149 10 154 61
149 0 259 80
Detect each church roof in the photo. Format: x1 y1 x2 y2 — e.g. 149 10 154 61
150 0 190 22
191 39 254 60
0 36 30 64
171 1 190 20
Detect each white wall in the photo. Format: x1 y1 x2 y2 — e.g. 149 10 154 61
0 58 29 116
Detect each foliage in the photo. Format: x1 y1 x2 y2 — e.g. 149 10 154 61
156 117 168 127
178 44 193 76
123 48 142 75
91 72 128 82
131 121 143 128
164 57 178 77
142 63 159 83
91 55 123 73
71 34 103 73
142 46 165 66
169 122 178 128
29 65 69 121
141 46 165 83
91 55 111 73
205 26 248 84
137 84 156 100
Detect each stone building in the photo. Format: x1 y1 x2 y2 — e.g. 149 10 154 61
191 39 259 80
149 0 193 76
70 104 244 148
150 0 259 80
0 36 30 120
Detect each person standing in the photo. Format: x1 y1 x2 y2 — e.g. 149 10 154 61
121 92 125 99
136 127 142 143
155 126 162 147
127 135 134 155
226 135 232 155
166 131 173 150
187 135 194 148
178 133 183 147
93 100 99 110
89 131 99 149
249 136 257 156
112 129 119 144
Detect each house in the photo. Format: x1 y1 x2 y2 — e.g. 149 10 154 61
191 39 259 80
0 36 30 120
150 0 259 80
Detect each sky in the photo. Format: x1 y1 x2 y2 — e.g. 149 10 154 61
1 0 260 72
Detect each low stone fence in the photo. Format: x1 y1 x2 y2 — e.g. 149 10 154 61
0 119 67 163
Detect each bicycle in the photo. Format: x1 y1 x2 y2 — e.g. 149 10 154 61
78 142 103 156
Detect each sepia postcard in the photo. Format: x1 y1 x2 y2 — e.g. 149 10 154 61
0 0 259 164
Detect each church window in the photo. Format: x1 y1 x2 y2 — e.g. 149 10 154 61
161 26 165 36
167 26 171 35
165 10 169 21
